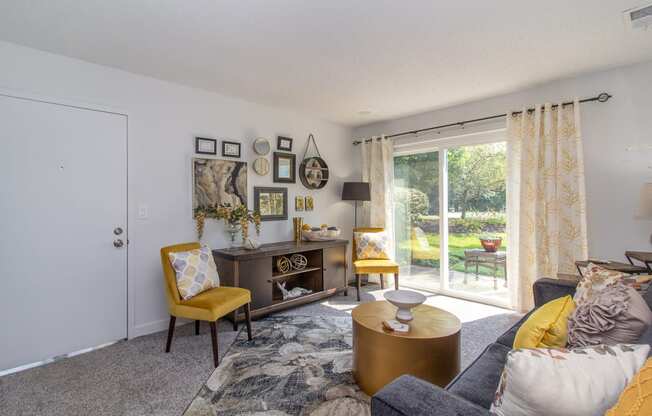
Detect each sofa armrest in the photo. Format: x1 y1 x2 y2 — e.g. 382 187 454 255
533 278 577 307
372 375 489 416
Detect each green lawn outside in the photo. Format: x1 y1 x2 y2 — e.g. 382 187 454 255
399 232 507 278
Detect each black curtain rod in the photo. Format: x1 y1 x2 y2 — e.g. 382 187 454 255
352 92 612 145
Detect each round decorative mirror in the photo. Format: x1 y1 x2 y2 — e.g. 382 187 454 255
253 157 270 176
253 138 271 156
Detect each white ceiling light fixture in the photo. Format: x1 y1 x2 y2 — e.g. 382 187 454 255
624 3 652 31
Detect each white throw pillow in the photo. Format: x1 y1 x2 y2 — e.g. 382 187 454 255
490 344 650 416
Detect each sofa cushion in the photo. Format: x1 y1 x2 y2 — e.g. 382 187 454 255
373 375 489 416
446 342 511 409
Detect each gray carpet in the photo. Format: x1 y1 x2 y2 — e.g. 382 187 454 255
0 287 520 416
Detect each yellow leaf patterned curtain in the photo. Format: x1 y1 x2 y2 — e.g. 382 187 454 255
359 136 395 256
506 100 588 312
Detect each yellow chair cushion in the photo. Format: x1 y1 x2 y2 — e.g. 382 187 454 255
607 358 652 416
170 286 251 322
354 259 399 274
513 295 575 349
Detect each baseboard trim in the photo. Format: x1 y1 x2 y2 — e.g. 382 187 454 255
132 317 192 338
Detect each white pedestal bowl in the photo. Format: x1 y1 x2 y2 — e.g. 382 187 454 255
383 290 427 323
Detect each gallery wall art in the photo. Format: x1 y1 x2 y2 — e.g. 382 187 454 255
254 187 288 221
193 158 247 211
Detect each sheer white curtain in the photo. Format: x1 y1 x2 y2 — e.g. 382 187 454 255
359 136 395 255
506 100 588 312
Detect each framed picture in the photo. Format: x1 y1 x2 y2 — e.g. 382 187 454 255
222 140 241 158
305 195 314 211
273 152 296 183
254 187 288 221
195 137 217 155
295 196 304 211
193 158 247 211
277 136 293 151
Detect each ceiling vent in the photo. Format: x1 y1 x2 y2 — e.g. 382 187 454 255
624 4 652 30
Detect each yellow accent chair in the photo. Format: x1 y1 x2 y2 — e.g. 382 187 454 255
352 227 400 302
161 242 253 367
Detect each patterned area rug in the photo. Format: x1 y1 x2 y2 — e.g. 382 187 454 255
183 315 370 416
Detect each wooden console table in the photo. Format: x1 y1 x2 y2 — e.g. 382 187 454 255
212 239 348 321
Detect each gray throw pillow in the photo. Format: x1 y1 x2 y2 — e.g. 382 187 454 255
568 283 652 348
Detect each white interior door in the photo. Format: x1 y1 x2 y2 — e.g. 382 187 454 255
0 94 128 371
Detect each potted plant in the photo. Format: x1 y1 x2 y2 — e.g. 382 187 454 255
479 235 502 252
194 203 261 247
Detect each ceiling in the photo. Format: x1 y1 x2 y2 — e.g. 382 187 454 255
1 1 651 126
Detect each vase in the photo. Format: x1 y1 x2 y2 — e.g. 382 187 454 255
383 290 427 323
226 223 241 247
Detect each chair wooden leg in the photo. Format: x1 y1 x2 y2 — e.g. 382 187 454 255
394 271 399 290
232 310 238 331
165 316 176 353
195 320 200 335
379 273 385 289
209 321 219 367
356 273 361 302
244 303 253 341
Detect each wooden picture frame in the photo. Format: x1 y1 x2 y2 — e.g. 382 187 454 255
254 187 288 221
273 152 296 183
222 140 241 158
195 137 217 155
277 136 293 151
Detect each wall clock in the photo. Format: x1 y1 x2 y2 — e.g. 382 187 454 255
299 134 329 189
253 157 269 176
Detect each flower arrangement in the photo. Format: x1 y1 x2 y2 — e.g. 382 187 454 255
194 203 261 241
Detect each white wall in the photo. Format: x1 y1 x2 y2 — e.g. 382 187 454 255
354 60 652 263
0 41 355 337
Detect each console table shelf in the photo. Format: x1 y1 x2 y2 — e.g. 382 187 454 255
212 239 348 321
271 266 322 281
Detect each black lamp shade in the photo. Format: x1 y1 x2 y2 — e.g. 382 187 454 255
342 182 371 201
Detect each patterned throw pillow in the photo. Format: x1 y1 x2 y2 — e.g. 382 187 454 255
490 344 650 416
574 263 629 305
168 245 220 300
607 358 652 416
354 231 390 260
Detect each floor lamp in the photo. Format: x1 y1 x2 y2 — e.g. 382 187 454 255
342 182 371 228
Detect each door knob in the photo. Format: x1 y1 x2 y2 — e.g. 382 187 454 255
113 239 124 248
114 227 124 235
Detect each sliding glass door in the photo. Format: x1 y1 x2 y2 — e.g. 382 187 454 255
394 151 440 292
394 140 509 307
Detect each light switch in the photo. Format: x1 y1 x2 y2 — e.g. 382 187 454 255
138 204 149 219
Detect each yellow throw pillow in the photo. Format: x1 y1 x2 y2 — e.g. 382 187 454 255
513 295 575 349
606 358 652 416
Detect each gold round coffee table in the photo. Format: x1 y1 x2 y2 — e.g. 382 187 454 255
352 300 461 395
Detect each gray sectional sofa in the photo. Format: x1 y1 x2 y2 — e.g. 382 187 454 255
371 278 652 416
